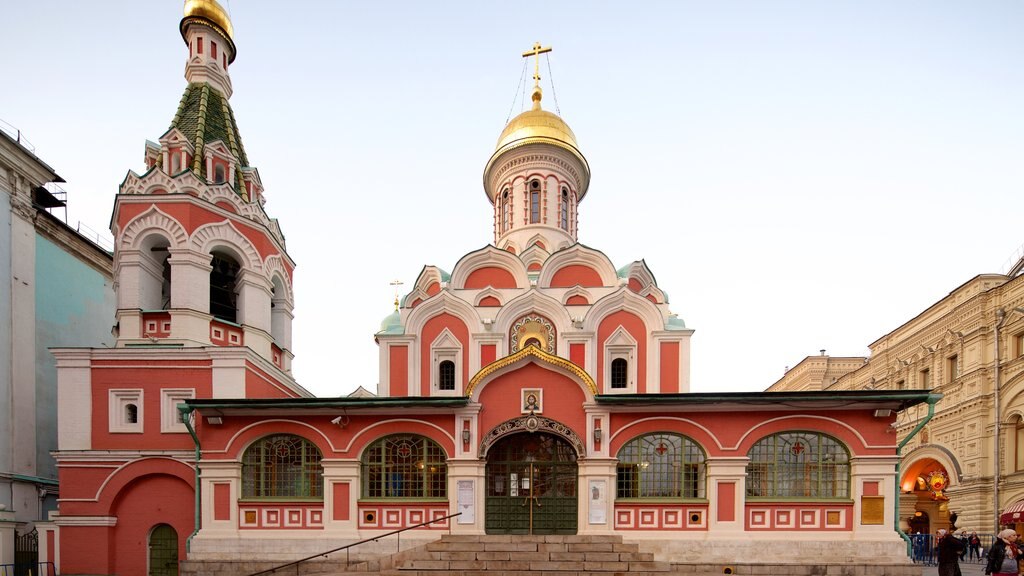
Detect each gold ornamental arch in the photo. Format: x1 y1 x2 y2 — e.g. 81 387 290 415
465 345 597 397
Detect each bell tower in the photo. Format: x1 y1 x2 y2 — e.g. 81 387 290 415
110 0 296 373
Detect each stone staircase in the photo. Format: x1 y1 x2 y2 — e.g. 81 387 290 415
181 534 925 576
356 534 669 575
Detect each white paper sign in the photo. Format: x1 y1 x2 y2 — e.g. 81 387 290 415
457 480 474 524
589 479 607 524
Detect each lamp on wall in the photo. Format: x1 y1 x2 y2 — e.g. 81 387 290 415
206 416 223 425
462 429 471 444
594 428 602 442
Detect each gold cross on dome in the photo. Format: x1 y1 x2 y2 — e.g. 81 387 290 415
522 42 552 87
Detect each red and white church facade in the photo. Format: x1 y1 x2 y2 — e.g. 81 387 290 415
46 3 933 575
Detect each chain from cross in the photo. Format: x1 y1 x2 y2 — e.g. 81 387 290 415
522 42 552 87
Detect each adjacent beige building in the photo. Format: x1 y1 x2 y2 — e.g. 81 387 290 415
769 261 1024 536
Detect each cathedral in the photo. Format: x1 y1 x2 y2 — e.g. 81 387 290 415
45 2 933 575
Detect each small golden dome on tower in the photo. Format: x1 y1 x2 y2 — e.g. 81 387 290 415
181 0 236 62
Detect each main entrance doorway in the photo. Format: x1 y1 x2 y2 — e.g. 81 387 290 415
485 431 578 534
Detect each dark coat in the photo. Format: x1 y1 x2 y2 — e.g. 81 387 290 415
937 535 964 576
985 539 1016 575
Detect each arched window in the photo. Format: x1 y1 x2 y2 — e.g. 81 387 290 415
125 403 139 424
610 358 628 389
362 435 447 499
501 189 511 233
560 188 569 230
529 180 541 224
213 163 226 184
438 360 455 391
616 433 705 499
746 431 850 498
209 251 240 323
242 434 323 499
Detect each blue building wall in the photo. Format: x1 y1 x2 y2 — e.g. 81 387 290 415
34 233 115 487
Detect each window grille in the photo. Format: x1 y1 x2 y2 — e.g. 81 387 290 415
745 432 849 498
615 433 705 499
438 360 455 391
242 434 323 499
560 189 569 230
610 358 628 389
362 435 447 499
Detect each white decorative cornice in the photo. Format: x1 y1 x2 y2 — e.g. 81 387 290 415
536 244 618 288
449 245 529 290
119 205 189 251
189 220 262 272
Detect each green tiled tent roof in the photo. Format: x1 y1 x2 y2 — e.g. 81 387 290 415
167 83 249 191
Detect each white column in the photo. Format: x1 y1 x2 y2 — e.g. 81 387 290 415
447 460 485 534
198 461 241 536
578 458 616 535
850 456 903 539
706 456 749 538
54 350 93 451
322 460 360 536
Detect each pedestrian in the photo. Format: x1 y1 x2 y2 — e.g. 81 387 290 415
937 529 965 576
984 528 1019 576
969 531 983 562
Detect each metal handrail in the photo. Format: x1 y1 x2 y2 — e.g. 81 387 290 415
246 511 461 576
0 561 57 576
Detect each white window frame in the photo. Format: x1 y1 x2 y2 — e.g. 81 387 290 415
603 327 638 394
431 329 463 397
161 388 196 433
109 389 144 433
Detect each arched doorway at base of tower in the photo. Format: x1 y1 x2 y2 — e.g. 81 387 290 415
149 524 179 576
485 431 578 535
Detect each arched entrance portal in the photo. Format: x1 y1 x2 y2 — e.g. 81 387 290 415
148 524 178 576
485 432 578 534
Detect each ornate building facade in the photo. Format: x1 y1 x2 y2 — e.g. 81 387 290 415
48 3 933 574
769 266 1024 536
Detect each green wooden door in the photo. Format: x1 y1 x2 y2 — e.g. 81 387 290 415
149 524 178 576
485 432 578 535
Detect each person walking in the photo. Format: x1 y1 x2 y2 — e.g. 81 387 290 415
937 529 965 576
984 528 1019 576
968 531 983 562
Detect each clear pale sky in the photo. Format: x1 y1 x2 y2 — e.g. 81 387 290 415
4 2 1022 396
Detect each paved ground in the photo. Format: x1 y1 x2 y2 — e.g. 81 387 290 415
920 558 987 576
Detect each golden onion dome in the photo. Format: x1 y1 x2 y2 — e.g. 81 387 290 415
494 86 579 155
181 0 236 63
485 86 590 201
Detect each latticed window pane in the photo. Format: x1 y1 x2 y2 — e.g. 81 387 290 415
439 360 455 391
745 432 850 499
615 433 706 499
610 358 628 389
242 434 323 499
361 435 448 499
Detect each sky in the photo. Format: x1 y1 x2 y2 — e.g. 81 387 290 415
4 1 1023 397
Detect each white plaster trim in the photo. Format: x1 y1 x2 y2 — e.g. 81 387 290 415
732 415 886 452
119 205 189 251
210 420 339 456
448 245 529 290
341 420 455 456
609 417 726 451
536 244 618 288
